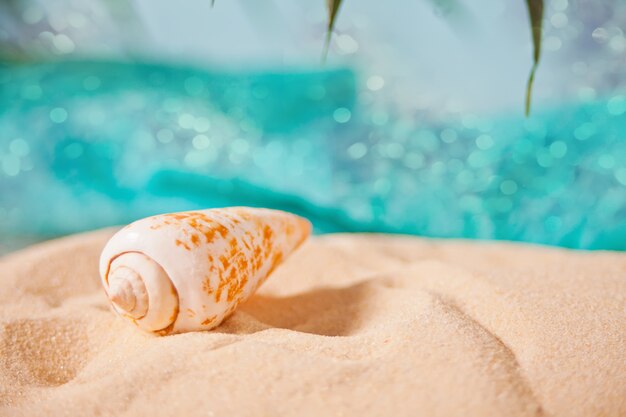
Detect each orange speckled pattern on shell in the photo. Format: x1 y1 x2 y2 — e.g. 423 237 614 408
99 207 311 335
149 208 307 304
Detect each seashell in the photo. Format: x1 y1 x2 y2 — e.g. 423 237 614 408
99 207 311 335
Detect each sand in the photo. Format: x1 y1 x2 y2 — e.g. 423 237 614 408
0 230 624 417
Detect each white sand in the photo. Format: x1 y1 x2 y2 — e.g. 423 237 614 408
0 230 625 417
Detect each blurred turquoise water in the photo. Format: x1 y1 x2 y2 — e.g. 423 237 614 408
1 60 625 252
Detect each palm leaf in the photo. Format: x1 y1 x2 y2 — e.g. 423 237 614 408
322 0 343 63
525 0 544 116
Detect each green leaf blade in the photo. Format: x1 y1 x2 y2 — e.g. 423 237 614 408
525 0 544 116
322 0 343 63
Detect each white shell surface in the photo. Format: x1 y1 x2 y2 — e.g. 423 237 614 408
99 207 311 334
108 252 178 332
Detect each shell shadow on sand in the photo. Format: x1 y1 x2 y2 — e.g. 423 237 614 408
224 279 394 337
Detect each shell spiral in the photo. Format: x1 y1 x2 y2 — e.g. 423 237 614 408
99 207 311 335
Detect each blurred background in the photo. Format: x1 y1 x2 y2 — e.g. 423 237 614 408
1 0 625 254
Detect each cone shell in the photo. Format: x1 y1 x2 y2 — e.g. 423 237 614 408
99 207 311 335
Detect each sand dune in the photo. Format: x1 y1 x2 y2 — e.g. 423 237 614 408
0 230 625 416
